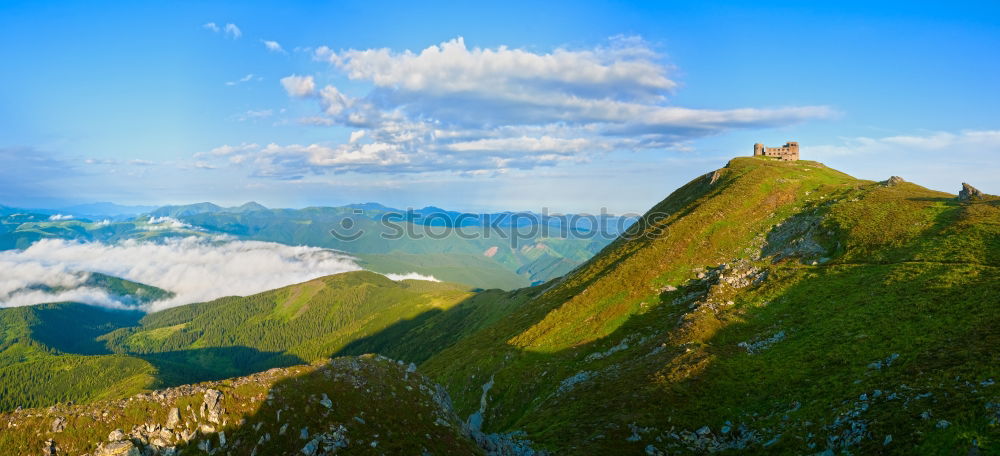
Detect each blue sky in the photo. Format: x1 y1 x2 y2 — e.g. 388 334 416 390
2 1 998 214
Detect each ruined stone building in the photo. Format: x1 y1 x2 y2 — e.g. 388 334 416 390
753 142 799 161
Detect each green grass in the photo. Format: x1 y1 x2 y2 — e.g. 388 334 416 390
411 157 1000 454
0 355 481 455
1 156 997 454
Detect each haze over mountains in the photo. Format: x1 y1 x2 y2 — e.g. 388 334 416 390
0 201 634 310
0 156 996 454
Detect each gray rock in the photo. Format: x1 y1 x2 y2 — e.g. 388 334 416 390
300 427 310 439
108 429 126 442
202 389 224 424
165 407 181 429
42 439 57 456
319 393 333 408
882 176 905 186
936 420 950 429
959 183 985 201
95 440 142 456
51 416 66 433
301 438 319 455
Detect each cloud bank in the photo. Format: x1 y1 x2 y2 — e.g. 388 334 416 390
210 36 832 177
0 237 433 312
805 129 1000 194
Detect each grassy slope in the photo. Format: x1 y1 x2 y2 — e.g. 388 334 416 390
357 252 531 289
417 157 1000 454
0 269 520 413
0 303 155 411
97 271 514 388
0 355 481 455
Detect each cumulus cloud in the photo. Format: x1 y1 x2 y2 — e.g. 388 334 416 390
280 75 316 97
0 237 362 311
145 216 193 230
216 36 831 177
263 40 286 54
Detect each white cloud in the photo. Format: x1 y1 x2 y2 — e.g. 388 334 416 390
225 73 258 86
805 130 1000 159
48 214 74 221
209 37 830 177
203 142 260 157
236 109 274 122
145 216 191 230
203 22 240 39
224 23 242 39
804 129 1000 194
384 272 440 282
0 237 364 311
263 40 286 54
280 75 316 97
349 130 366 143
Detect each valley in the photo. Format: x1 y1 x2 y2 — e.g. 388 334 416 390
1 157 997 454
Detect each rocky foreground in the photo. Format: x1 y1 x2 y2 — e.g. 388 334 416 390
1 355 496 455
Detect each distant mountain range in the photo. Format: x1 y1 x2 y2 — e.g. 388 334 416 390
0 201 634 289
1 156 997 454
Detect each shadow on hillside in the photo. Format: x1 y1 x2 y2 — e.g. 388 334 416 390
137 346 306 387
31 304 143 355
334 308 445 362
165 357 482 456
288 202 998 453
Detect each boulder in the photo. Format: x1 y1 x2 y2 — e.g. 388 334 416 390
882 176 905 186
42 439 57 456
95 440 141 456
202 389 224 424
51 416 66 433
108 429 126 441
959 183 985 201
165 407 181 429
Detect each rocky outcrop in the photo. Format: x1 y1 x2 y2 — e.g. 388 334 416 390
94 440 141 456
958 183 985 201
0 355 484 455
41 439 57 456
200 389 224 424
882 176 905 186
165 407 180 429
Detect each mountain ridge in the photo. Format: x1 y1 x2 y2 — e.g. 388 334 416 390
1 156 997 454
